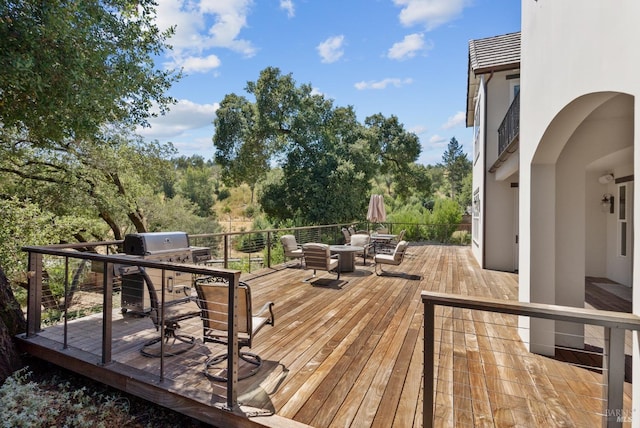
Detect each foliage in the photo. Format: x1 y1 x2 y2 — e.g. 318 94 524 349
0 0 181 242
0 365 206 427
386 203 425 241
233 216 272 253
0 0 179 143
441 137 472 200
142 194 220 235
214 67 424 225
0 198 98 285
177 166 215 217
457 171 473 213
425 198 463 243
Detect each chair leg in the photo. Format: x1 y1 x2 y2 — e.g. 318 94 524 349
374 262 386 276
140 321 196 357
204 351 263 382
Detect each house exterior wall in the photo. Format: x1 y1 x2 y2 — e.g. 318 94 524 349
471 70 520 271
471 79 486 265
520 0 640 400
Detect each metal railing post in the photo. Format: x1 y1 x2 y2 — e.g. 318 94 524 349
101 261 113 365
26 251 43 337
266 231 272 268
224 235 229 269
603 327 625 427
226 273 240 410
424 301 435 428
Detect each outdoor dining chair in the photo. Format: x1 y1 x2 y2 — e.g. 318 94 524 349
349 233 374 265
195 277 275 382
302 243 341 281
280 234 304 267
134 267 202 358
374 240 409 276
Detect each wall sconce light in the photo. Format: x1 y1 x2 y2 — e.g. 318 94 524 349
598 173 614 184
601 193 614 213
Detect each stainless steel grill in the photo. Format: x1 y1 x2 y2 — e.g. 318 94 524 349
119 231 211 314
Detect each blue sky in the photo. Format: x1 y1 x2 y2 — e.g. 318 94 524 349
139 0 521 166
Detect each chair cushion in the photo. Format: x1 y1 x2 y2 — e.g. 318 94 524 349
393 241 409 262
281 235 299 251
374 253 401 266
350 234 370 247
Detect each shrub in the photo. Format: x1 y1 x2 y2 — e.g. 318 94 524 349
425 198 463 243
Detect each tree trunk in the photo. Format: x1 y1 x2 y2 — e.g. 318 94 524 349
0 265 26 383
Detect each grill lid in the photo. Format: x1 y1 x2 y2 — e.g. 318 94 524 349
123 232 190 255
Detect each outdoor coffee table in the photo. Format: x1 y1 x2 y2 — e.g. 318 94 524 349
329 245 364 272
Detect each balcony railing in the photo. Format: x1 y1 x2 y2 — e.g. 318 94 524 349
422 291 640 427
497 91 520 157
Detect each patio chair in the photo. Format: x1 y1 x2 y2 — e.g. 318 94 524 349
341 227 351 244
377 229 407 254
374 240 409 276
195 277 275 382
136 268 202 358
302 243 341 281
280 234 304 267
349 233 374 265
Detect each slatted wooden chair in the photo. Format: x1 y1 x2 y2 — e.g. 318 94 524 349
195 277 275 382
302 243 341 281
374 240 409 276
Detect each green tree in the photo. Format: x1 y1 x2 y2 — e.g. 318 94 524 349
215 67 423 225
0 0 180 377
178 166 215 217
441 137 471 200
0 0 179 144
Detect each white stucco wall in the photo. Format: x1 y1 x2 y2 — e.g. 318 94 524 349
474 70 520 271
471 80 486 265
521 0 640 414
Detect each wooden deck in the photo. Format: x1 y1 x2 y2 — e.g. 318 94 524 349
15 244 633 427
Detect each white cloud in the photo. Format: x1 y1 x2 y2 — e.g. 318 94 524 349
393 0 469 31
408 125 429 136
138 99 219 139
354 78 413 90
317 35 345 63
167 54 222 74
155 0 256 70
441 111 465 129
388 33 433 60
280 0 295 17
429 134 448 145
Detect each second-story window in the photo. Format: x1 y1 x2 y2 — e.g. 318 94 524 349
473 94 481 163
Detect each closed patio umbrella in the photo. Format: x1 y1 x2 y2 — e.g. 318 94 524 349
367 194 387 223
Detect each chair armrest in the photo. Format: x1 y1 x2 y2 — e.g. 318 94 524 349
255 301 275 325
330 253 340 261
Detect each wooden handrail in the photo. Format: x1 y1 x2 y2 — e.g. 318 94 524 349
422 291 640 428
421 291 640 330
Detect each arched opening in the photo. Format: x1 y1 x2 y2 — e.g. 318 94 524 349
528 92 634 355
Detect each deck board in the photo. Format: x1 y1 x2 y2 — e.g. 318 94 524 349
16 244 633 427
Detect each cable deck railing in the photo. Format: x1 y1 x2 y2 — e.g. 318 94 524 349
422 291 640 427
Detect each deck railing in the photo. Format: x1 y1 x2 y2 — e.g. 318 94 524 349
422 291 640 427
19 223 470 413
497 91 520 157
22 243 244 410
189 221 471 273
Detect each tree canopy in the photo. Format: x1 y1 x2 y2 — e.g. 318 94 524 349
0 0 182 240
0 0 179 143
213 67 428 224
